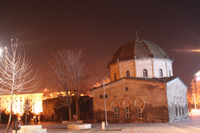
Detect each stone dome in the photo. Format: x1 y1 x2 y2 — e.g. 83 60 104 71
109 40 169 65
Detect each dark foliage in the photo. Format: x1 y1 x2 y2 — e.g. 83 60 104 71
21 110 34 124
54 96 93 120
0 110 17 124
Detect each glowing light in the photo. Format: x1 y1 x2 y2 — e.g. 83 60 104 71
196 71 200 78
0 93 43 115
196 77 200 81
0 48 3 57
175 49 200 52
33 101 43 114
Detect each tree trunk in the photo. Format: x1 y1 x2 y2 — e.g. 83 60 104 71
76 100 79 120
6 105 12 133
68 106 72 120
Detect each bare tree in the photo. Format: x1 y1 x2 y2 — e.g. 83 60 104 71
0 39 40 133
49 49 91 120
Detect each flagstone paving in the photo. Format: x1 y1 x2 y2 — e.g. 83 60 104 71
1 115 200 133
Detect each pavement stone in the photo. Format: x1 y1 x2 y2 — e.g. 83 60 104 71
1 115 200 133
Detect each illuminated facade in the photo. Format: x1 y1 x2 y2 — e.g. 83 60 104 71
0 93 43 115
0 89 67 115
191 70 200 107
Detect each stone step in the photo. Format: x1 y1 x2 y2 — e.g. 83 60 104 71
21 125 42 130
68 124 91 129
12 125 47 133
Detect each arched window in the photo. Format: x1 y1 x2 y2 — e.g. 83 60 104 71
169 70 171 77
175 104 178 116
179 104 182 116
114 73 117 81
159 69 163 77
143 69 148 77
135 98 145 119
126 71 130 77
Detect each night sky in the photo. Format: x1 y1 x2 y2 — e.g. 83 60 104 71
0 1 200 91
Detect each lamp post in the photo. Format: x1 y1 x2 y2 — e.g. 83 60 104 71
102 79 108 126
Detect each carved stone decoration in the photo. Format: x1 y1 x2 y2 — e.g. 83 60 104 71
122 98 133 108
134 98 146 109
111 99 121 108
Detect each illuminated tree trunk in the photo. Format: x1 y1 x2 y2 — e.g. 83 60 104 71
6 104 12 133
75 99 79 120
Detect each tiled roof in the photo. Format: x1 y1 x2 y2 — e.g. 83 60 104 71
90 76 178 91
109 40 170 65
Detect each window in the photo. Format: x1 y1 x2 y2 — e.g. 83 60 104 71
114 73 117 81
125 107 131 119
169 70 171 77
159 69 163 77
105 94 108 98
113 107 119 118
143 69 148 77
182 106 184 116
100 95 103 99
125 87 128 91
138 108 143 119
179 104 182 116
126 71 130 77
175 104 178 116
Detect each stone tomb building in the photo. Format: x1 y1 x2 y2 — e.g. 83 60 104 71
91 39 189 123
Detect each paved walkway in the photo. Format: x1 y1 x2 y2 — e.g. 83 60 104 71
1 115 200 133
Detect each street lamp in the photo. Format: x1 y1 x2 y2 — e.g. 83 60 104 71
102 79 108 126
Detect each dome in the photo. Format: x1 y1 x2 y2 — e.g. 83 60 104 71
109 40 169 65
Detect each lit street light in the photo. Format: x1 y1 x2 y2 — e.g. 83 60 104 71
102 79 108 126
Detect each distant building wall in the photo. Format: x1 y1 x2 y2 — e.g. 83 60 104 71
43 98 57 121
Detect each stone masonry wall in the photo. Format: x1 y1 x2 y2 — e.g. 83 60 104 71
93 78 168 123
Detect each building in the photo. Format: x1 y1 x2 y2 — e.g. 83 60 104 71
91 39 189 123
0 89 65 116
189 70 200 110
0 93 43 115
